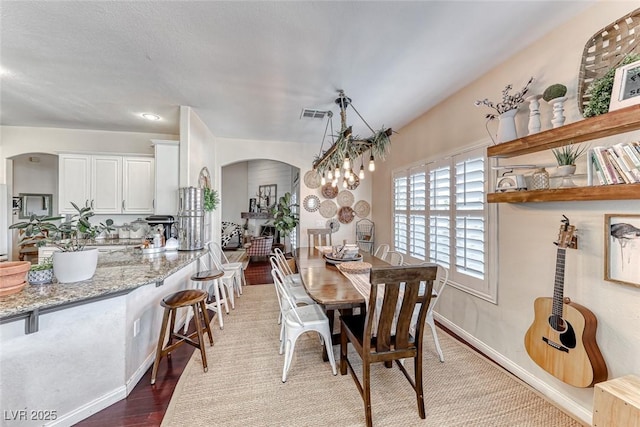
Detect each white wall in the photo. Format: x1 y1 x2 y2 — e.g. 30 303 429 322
221 161 249 224
372 2 640 423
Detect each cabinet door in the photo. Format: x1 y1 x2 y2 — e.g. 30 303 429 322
123 157 155 214
59 154 91 213
153 141 179 215
91 156 122 214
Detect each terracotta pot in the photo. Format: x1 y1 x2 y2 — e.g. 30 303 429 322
0 261 30 296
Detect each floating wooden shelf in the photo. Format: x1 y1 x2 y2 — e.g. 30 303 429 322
241 212 273 219
487 105 640 159
487 184 640 203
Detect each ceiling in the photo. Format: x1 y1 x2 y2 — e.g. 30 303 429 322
1 1 595 146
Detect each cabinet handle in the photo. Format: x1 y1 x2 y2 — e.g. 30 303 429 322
122 200 125 210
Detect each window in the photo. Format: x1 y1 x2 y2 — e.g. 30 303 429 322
393 146 494 301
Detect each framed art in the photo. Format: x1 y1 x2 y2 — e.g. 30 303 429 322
258 184 277 211
604 214 640 287
609 59 640 112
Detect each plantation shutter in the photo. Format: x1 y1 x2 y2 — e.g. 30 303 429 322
428 163 451 267
393 173 408 254
409 167 427 259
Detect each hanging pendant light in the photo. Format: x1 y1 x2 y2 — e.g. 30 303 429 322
321 172 326 185
334 167 340 178
369 154 375 172
359 164 365 179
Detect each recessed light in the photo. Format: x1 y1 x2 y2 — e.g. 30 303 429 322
141 113 161 121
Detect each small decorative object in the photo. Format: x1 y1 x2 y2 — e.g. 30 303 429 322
28 258 54 285
475 77 534 143
249 198 257 213
542 84 568 103
584 53 640 117
525 94 542 134
604 214 640 287
321 183 338 199
531 167 550 190
303 195 320 212
326 218 340 233
337 190 354 207
338 206 356 224
338 261 372 275
0 261 30 296
319 200 337 218
353 200 371 218
609 59 640 112
551 143 586 188
9 202 114 283
303 170 322 189
548 96 567 128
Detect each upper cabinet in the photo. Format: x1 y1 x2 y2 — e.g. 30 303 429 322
152 140 180 215
59 153 154 214
487 105 640 203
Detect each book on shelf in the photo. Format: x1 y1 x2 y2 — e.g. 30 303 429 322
588 145 640 186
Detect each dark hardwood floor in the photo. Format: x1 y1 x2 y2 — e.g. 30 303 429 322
76 258 273 427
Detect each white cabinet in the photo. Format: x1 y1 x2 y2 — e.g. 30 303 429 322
123 157 154 214
152 140 179 215
59 153 154 215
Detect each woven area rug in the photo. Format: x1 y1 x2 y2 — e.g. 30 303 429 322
162 285 583 427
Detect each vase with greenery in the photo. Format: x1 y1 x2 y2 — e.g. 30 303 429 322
552 143 586 187
9 202 114 283
271 192 299 252
28 257 54 285
203 187 220 212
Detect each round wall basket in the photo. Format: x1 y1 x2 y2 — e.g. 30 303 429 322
321 183 339 199
303 195 321 212
338 206 356 224
304 170 322 189
354 200 370 218
337 190 354 207
326 218 340 233
319 200 338 218
347 175 360 190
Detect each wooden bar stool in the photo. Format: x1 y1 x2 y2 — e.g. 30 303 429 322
190 269 227 330
150 289 214 385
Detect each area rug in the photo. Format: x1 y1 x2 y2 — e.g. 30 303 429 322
162 285 583 427
224 249 248 267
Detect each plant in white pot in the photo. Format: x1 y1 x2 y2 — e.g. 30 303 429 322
271 192 299 254
9 203 114 283
552 143 587 188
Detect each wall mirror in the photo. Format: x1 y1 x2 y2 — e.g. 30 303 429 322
19 193 53 219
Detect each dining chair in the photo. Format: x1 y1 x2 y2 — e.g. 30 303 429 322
373 243 389 260
384 250 404 266
206 250 238 310
418 262 450 362
307 228 332 247
269 257 314 306
273 247 302 287
209 241 245 295
339 264 438 427
272 269 337 382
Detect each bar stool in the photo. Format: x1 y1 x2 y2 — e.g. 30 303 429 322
190 269 228 330
151 289 214 385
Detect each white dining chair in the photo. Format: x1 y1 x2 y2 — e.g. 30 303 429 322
269 257 314 307
384 250 404 266
373 244 389 260
271 269 337 382
207 250 238 310
209 241 245 295
273 247 302 287
421 262 450 362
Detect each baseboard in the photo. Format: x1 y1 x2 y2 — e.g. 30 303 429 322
434 314 593 425
46 386 126 427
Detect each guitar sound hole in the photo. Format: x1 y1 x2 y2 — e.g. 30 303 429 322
548 315 566 332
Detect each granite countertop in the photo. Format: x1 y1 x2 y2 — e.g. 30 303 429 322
0 248 207 320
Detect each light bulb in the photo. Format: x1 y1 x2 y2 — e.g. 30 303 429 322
335 167 340 178
331 179 338 187
344 169 351 179
327 170 333 180
342 179 348 188
359 165 365 179
343 157 350 170
369 155 375 172
348 174 355 184
321 176 326 185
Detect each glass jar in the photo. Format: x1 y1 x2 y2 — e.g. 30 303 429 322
531 167 550 190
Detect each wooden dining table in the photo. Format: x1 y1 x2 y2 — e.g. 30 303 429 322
293 247 391 359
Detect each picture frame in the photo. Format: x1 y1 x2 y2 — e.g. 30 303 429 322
608 59 640 112
604 214 640 287
258 184 277 211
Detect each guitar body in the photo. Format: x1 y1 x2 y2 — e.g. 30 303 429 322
524 297 608 387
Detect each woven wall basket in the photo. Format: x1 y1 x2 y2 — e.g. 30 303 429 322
577 8 640 114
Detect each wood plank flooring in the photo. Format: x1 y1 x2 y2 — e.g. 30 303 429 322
76 258 272 427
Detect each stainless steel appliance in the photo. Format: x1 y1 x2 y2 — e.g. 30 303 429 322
145 215 176 241
176 187 204 250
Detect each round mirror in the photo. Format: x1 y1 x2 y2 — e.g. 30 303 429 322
303 195 320 212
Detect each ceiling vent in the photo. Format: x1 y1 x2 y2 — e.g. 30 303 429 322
300 109 329 119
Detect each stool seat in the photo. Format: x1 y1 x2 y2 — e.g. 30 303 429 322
151 289 214 385
191 269 224 282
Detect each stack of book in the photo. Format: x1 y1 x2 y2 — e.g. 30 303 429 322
589 142 640 185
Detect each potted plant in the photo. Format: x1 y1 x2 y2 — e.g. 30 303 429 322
271 192 299 253
552 143 587 187
9 202 114 283
28 257 54 285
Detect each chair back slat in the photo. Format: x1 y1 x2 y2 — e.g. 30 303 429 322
367 265 437 353
307 228 332 247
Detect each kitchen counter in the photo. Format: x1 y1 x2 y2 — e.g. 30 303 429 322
0 247 207 321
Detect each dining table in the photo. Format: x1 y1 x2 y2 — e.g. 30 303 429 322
293 246 391 360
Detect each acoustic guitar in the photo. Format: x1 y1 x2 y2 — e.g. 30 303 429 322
524 216 608 388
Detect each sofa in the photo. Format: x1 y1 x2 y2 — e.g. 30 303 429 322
221 221 243 249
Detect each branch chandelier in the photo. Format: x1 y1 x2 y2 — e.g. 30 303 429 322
312 90 393 188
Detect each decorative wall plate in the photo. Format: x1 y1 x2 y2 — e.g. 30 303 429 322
354 200 371 218
338 206 356 224
326 218 340 233
319 200 337 218
347 174 360 190
303 170 322 189
337 190 354 207
303 194 320 212
321 183 339 199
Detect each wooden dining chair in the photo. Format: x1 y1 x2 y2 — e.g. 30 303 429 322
307 228 332 247
340 264 438 427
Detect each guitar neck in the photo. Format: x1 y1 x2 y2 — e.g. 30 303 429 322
552 248 566 316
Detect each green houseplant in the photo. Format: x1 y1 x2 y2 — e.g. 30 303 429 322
9 202 114 283
271 192 299 251
583 53 640 117
552 143 587 166
28 257 54 285
203 187 220 212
